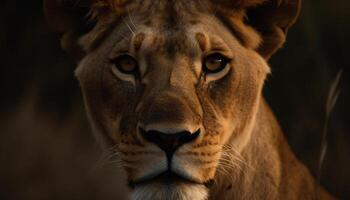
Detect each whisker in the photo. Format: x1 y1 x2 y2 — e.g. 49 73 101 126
127 7 137 30
222 144 253 171
124 20 135 36
93 146 124 170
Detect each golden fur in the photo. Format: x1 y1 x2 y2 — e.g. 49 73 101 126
44 0 335 199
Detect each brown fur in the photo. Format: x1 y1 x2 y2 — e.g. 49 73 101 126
44 0 334 199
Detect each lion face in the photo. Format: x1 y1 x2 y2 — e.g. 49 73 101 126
43 0 302 198
74 3 270 198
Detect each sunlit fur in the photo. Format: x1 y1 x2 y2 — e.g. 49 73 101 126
46 0 335 199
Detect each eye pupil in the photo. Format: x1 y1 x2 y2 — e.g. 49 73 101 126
203 53 229 73
112 55 138 74
121 59 135 71
206 59 222 70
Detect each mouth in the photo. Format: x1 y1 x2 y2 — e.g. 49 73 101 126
128 170 214 189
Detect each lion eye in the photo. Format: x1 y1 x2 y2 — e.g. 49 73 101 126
203 53 229 74
112 55 138 74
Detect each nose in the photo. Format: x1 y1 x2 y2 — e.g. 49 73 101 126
140 128 200 159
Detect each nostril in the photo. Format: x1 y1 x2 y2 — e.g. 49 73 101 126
178 129 200 144
139 127 201 155
139 128 164 148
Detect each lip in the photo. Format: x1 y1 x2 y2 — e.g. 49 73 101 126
128 170 201 188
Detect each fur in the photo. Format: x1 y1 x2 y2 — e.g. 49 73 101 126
45 0 334 199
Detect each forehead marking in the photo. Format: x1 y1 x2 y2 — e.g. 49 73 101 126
195 32 208 52
133 33 146 52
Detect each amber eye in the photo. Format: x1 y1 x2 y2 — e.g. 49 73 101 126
203 53 230 74
112 55 138 74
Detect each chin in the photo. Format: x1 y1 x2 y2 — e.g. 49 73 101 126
130 181 208 200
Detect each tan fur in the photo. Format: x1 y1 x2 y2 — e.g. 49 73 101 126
45 0 334 199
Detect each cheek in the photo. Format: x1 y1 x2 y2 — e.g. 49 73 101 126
101 74 144 139
208 69 238 119
198 65 264 143
78 63 142 141
197 69 239 140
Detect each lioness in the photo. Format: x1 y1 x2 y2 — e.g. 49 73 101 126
44 0 334 199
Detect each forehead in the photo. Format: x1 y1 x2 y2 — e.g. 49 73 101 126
108 26 234 67
141 29 195 57
110 13 236 56
82 0 269 61
120 1 228 37
130 0 210 27
85 0 243 59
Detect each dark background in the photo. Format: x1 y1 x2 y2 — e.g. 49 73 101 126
0 0 349 199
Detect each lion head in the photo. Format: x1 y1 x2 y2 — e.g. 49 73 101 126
45 0 300 199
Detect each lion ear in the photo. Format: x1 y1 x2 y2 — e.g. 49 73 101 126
246 0 301 59
44 0 95 59
213 0 301 59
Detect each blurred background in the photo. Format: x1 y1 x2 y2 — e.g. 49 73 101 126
0 0 349 199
